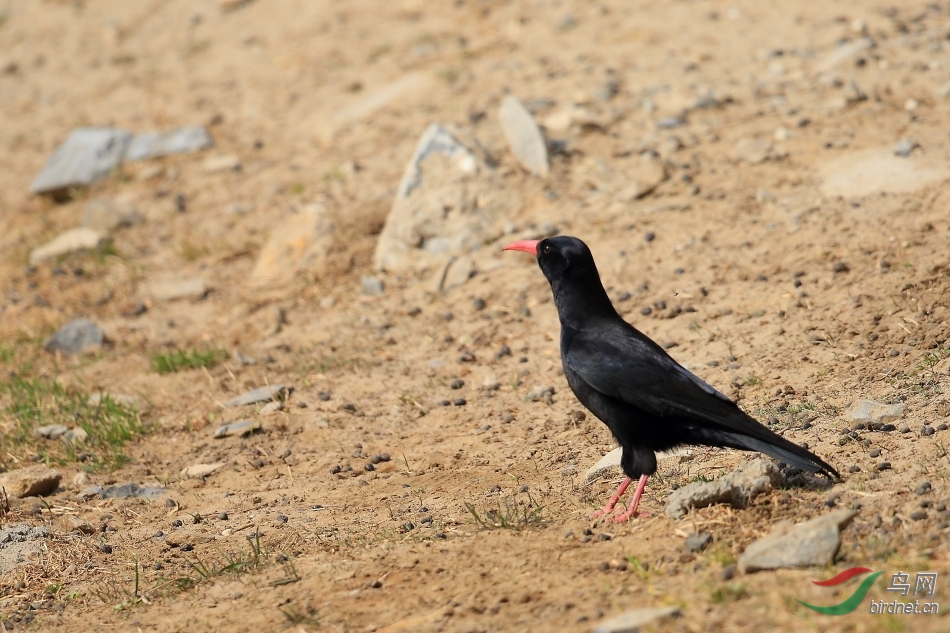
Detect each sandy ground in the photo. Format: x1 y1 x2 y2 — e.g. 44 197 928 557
2 0 950 631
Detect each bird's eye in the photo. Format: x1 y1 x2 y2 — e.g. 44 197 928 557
542 244 552 254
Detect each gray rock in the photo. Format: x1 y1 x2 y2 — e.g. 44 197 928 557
361 276 384 296
525 385 555 402
80 199 143 232
96 483 165 499
250 203 335 285
146 277 208 301
592 606 680 633
684 532 713 553
124 126 213 161
220 384 289 408
30 128 131 194
62 427 89 445
0 524 50 547
498 95 549 176
214 419 261 439
665 459 784 519
892 138 918 158
33 424 69 440
43 319 103 355
29 228 107 265
738 509 857 573
0 464 62 498
373 124 517 272
845 400 905 425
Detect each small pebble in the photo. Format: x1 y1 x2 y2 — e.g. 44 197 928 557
379 453 391 462
596 533 611 541
364 463 375 472
831 261 849 273
450 379 464 389
318 391 331 401
876 462 892 471
276 514 288 523
180 544 194 552
721 564 736 581
99 545 113 554
472 298 486 311
889 349 900 357
453 398 467 406
153 530 164 538
438 399 451 406
640 306 652 316
848 465 860 473
911 511 927 521
330 465 342 474
938 423 948 431
216 512 228 520
869 448 881 458
370 454 382 464
921 426 936 437
171 519 183 528
916 482 932 495
881 424 896 432
644 231 656 242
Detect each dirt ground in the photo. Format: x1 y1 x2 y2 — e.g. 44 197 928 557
2 0 950 631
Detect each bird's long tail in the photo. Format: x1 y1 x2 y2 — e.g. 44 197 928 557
689 425 840 480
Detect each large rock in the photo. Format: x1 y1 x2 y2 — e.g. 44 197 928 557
124 126 213 161
820 149 950 198
373 124 516 273
29 228 106 265
80 199 143 232
498 95 549 176
738 509 857 573
43 319 103 355
665 459 783 519
30 128 131 194
845 399 905 425
251 204 336 285
0 465 62 498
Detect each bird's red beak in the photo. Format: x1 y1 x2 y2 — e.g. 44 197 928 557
502 239 540 255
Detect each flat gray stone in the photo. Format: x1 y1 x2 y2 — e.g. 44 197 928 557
220 384 289 408
665 459 784 519
124 126 213 161
361 276 384 296
0 465 61 498
29 228 106 265
592 606 680 633
499 95 549 176
80 199 143 232
30 128 131 194
738 509 857 573
43 319 103 355
845 399 905 425
213 419 261 439
33 424 69 440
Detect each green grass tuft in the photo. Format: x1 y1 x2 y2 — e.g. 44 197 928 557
150 348 226 374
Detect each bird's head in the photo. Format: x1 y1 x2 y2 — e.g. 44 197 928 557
503 235 615 324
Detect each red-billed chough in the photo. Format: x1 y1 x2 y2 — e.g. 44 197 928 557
504 236 839 523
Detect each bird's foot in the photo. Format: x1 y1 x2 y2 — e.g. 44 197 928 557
590 504 618 521
612 509 650 524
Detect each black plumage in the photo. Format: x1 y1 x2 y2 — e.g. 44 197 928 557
504 235 838 522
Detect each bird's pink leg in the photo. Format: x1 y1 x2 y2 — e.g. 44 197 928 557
591 476 632 519
613 474 650 523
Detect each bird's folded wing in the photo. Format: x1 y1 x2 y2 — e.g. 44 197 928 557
566 327 766 435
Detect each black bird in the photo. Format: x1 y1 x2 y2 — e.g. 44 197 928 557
504 236 839 523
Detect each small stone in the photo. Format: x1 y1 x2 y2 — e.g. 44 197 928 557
869 448 881 458
591 607 681 633
216 512 228 521
453 398 466 406
472 297 486 310
364 463 375 472
450 379 464 389
379 453 391 462
848 465 860 473
180 543 194 552
911 511 927 521
915 482 932 495
683 532 712 553
43 319 103 355
99 545 113 554
831 261 849 273
876 462 891 472
361 276 384 296
213 420 260 439
498 95 549 176
180 463 225 479
33 424 69 440
640 306 652 316
921 426 935 437
893 138 918 157
938 423 948 431
220 385 289 408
